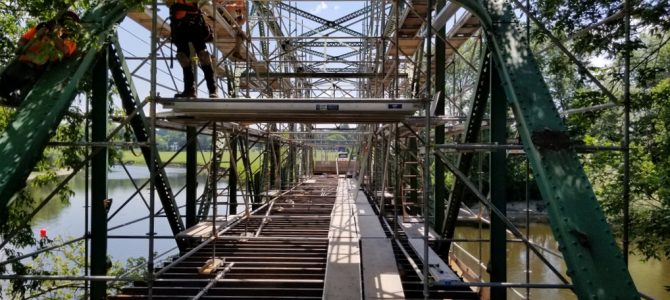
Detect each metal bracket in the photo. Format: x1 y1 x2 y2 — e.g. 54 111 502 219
531 128 572 151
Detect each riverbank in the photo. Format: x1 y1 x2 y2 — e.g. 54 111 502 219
121 150 262 170
121 150 212 166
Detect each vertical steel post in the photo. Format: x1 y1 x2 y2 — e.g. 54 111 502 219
434 0 446 228
229 135 238 215
186 127 197 228
622 0 631 265
525 158 530 299
148 2 159 297
490 63 507 300
211 123 218 250
394 124 400 238
289 124 296 184
90 49 108 300
423 0 433 298
84 64 91 300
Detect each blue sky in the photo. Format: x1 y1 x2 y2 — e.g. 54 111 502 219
116 1 370 103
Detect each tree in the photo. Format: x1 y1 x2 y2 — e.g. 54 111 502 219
5 236 146 299
517 0 670 260
559 30 670 260
0 0 151 297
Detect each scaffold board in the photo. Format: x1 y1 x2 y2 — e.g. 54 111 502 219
158 98 422 123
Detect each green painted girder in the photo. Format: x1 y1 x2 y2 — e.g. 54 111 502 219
452 0 638 298
0 1 131 225
108 40 186 246
197 135 228 221
441 48 492 247
238 136 256 204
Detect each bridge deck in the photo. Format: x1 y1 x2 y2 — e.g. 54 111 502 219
109 176 476 299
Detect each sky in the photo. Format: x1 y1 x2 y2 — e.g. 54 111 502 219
116 1 369 103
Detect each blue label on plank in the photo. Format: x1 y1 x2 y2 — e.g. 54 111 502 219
388 103 403 109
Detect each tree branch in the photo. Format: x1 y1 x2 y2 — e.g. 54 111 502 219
24 283 84 300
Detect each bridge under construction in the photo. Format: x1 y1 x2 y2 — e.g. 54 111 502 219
0 0 642 299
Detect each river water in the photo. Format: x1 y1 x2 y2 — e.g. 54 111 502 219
32 166 210 262
30 166 669 299
453 226 670 299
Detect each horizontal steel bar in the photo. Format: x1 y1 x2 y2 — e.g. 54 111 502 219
251 36 379 40
48 141 150 147
0 275 136 282
560 102 618 115
243 72 408 78
159 97 421 103
215 236 329 241
436 143 623 152
107 235 178 239
0 236 86 266
443 282 573 289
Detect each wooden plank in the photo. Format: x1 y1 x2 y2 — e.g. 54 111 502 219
323 178 362 299
361 238 404 299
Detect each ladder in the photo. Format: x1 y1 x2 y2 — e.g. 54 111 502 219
400 145 423 223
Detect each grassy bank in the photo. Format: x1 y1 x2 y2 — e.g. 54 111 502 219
121 150 212 166
120 150 263 169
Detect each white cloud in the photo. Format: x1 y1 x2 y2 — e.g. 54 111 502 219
311 1 328 15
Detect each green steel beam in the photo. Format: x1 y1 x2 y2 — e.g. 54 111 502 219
489 63 507 300
0 1 129 226
90 49 108 300
108 40 186 247
197 132 223 223
452 0 639 297
229 135 238 215
238 135 255 209
441 48 492 247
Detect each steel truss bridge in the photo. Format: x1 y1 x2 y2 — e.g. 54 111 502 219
0 0 641 299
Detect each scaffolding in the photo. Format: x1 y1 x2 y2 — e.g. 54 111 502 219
0 0 645 299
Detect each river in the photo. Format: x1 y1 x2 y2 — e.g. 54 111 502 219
453 226 670 299
30 166 669 299
32 165 211 262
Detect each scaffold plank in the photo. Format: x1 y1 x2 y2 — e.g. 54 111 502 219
157 98 421 123
324 178 362 299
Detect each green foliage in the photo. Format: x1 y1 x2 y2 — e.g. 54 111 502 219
0 0 143 297
567 77 670 260
524 0 670 260
532 0 669 56
4 236 146 299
